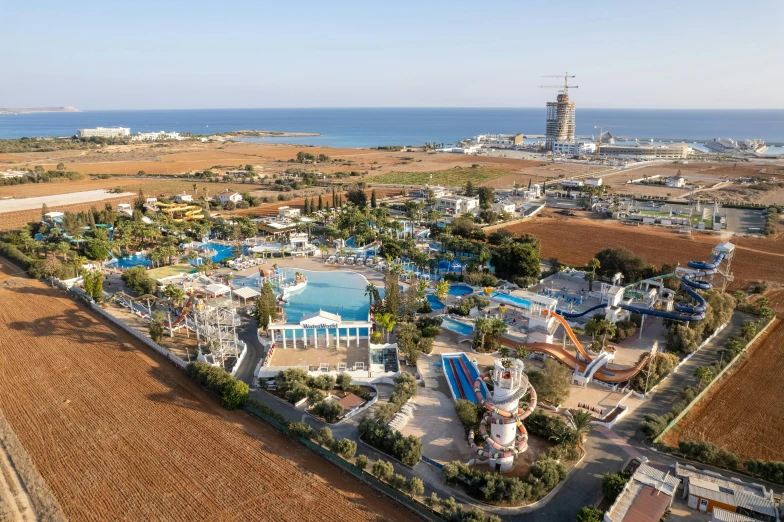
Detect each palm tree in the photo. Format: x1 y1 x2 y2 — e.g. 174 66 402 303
365 283 379 308
375 312 396 343
694 366 714 386
435 279 450 302
515 345 529 360
499 346 510 360
570 409 593 445
55 241 72 261
417 279 428 299
585 258 601 291
474 317 491 348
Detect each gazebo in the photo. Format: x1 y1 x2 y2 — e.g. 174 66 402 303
233 286 261 305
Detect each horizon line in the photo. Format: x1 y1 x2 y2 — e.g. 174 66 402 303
7 106 784 112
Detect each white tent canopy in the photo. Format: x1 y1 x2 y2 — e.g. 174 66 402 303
234 286 260 303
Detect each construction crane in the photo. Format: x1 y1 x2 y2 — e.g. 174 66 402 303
539 72 578 95
594 125 608 156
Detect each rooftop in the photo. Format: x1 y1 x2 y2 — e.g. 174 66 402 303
676 463 777 519
606 461 680 522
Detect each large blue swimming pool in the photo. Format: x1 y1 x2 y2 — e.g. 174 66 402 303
426 293 445 309
490 292 531 308
441 316 474 336
449 284 474 296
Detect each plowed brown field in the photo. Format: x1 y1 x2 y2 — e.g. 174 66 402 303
0 261 416 522
502 212 784 289
662 319 784 462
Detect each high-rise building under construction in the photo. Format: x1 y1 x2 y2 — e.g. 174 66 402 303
541 73 577 150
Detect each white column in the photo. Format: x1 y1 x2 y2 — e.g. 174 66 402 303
292 328 297 348
356 327 360 346
303 328 307 347
282 330 287 349
313 328 317 348
326 328 330 347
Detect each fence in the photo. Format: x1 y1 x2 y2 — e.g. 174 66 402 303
654 317 777 446
243 402 444 522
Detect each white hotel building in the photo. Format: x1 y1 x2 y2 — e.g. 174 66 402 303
77 127 131 139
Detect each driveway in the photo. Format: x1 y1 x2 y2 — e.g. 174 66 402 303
235 315 265 385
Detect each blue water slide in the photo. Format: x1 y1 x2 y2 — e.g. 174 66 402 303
617 251 722 322
555 303 607 319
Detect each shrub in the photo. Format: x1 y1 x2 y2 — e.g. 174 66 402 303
355 454 368 471
370 331 384 343
744 459 784 485
313 374 336 390
0 242 39 274
372 460 394 481
358 417 422 465
315 426 334 447
454 399 483 430
149 320 164 343
527 359 571 405
313 400 344 423
335 372 352 390
576 506 604 522
284 382 310 404
407 477 425 498
185 362 248 410
121 266 157 296
288 421 314 439
307 388 326 406
602 472 630 502
678 440 738 470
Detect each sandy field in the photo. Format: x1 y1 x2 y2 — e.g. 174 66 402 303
0 189 134 212
662 319 784 462
0 260 416 522
502 209 784 290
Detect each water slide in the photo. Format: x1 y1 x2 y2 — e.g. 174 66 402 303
555 303 606 319
617 252 724 322
497 336 651 384
468 373 538 458
543 310 594 363
446 358 468 400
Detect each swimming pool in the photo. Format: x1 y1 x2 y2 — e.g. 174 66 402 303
441 316 474 336
201 242 250 263
448 284 474 296
490 292 531 308
108 253 151 269
426 293 445 309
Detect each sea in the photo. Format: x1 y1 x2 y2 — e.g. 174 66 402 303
1 108 783 149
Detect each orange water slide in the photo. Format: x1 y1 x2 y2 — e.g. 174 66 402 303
498 336 651 384
544 310 594 363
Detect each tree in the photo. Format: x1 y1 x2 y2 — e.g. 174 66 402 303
464 180 475 197
163 284 185 306
365 283 379 309
528 359 571 405
515 345 530 360
355 454 368 471
315 426 334 447
347 187 367 208
41 203 50 218
318 194 323 211
336 372 352 391
491 242 540 284
372 460 394 482
576 506 604 522
694 366 714 386
134 188 146 211
740 320 757 341
595 247 654 283
570 409 593 445
336 438 357 459
602 472 630 503
253 282 277 329
370 189 377 208
375 312 396 343
304 198 310 215
477 186 494 210
407 477 424 498
56 162 66 172
435 279 450 302
585 257 601 291
149 316 164 343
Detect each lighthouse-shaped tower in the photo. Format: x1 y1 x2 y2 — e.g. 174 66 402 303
468 359 537 472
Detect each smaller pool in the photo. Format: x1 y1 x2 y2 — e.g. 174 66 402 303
441 316 474 336
426 293 445 309
201 242 249 263
108 253 151 269
490 292 531 308
448 284 474 296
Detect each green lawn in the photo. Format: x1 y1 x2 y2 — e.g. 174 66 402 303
368 166 513 187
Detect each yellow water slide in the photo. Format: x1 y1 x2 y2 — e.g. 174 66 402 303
544 310 594 363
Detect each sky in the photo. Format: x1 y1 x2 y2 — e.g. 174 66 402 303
2 0 782 110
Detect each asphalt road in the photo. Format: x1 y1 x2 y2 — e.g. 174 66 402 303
235 316 265 385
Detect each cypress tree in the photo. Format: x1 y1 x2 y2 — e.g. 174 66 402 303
318 194 323 211
371 189 377 208
304 198 310 215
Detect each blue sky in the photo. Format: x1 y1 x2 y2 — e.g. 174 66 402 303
2 0 782 109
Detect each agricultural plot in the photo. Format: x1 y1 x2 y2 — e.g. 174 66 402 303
368 166 517 187
502 211 784 289
0 262 413 522
663 319 784 462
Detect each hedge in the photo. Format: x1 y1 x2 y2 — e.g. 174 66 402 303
186 361 249 410
358 417 422 466
0 242 39 273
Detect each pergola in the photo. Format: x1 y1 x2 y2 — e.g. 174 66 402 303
233 286 261 305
